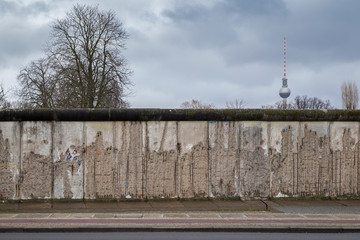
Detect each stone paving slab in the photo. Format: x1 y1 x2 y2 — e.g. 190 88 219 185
163 213 188 218
13 213 50 218
143 214 163 219
273 200 343 207
70 213 95 218
114 214 143 218
94 213 116 218
303 214 337 219
187 214 221 219
0 214 16 218
2 212 360 220
219 213 247 218
48 213 71 218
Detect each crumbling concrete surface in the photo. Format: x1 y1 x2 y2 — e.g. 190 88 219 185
1 120 360 200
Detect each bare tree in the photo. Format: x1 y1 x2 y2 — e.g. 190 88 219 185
262 100 292 109
226 99 246 109
263 95 333 109
293 95 332 109
17 4 132 108
17 58 57 108
0 84 10 109
341 81 358 110
180 99 215 109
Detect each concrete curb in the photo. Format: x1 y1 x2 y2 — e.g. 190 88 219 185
1 227 360 233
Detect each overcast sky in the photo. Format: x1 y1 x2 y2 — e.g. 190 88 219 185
1 0 360 108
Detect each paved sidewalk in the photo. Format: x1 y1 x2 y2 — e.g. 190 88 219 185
0 199 360 232
0 200 267 213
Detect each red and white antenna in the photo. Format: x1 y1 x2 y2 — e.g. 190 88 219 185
279 36 291 108
283 36 286 77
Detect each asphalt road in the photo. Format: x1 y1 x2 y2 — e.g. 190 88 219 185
1 232 360 240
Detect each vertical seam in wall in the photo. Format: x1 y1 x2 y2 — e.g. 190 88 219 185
18 121 23 200
50 121 55 206
267 122 271 197
207 121 211 198
175 121 179 198
328 121 333 196
144 121 148 198
239 122 243 198
112 121 116 198
82 121 86 200
357 121 360 195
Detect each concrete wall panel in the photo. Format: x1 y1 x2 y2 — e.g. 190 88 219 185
178 122 208 198
84 122 116 199
269 122 300 198
209 121 240 197
1 117 360 201
239 121 270 199
20 122 52 199
0 122 20 200
53 122 84 199
116 122 144 199
146 122 177 198
330 122 359 196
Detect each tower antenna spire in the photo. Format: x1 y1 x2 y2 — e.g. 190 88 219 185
284 36 286 78
279 36 291 109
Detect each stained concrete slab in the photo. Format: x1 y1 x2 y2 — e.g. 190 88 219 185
85 202 118 209
148 201 184 209
53 202 86 209
273 200 343 206
336 200 360 206
117 201 152 209
18 202 52 210
180 201 217 209
0 203 18 210
213 200 266 210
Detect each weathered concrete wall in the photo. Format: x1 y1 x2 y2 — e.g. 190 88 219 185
1 109 360 200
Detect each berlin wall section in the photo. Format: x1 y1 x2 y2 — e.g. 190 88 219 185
0 109 359 200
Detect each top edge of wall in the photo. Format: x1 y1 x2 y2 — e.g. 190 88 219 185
0 108 359 121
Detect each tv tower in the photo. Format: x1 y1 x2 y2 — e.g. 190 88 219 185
279 36 291 109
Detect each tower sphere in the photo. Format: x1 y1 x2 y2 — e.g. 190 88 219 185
279 87 291 98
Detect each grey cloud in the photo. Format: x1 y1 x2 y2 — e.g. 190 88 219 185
0 0 51 17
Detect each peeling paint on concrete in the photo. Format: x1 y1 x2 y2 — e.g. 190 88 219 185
1 119 360 200
20 122 52 199
54 122 84 199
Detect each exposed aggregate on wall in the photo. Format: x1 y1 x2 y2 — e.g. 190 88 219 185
0 119 360 200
